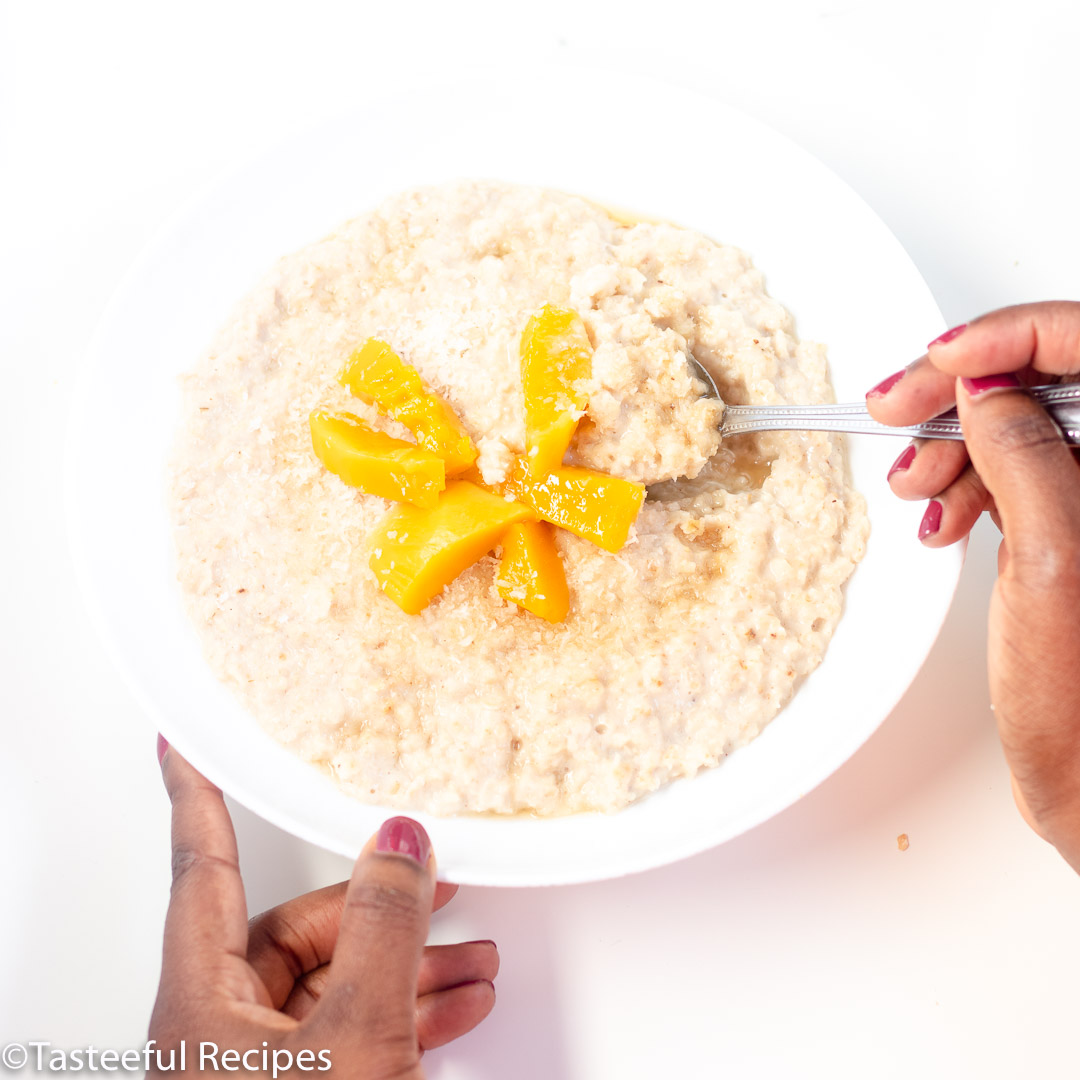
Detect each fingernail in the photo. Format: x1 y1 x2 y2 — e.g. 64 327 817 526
376 816 431 865
928 323 967 348
919 499 943 541
465 939 497 948
156 733 169 766
888 443 917 480
866 369 906 399
960 373 1022 397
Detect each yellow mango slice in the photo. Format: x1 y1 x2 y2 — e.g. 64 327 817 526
457 464 495 491
496 521 570 623
520 305 592 472
339 339 478 475
309 410 445 510
369 481 534 614
508 461 645 553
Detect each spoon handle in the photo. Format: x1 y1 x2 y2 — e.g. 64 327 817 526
720 384 1080 443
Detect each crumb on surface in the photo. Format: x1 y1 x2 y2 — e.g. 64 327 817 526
897 833 910 851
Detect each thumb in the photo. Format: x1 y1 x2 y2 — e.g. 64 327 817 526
310 817 435 1070
955 376 1080 577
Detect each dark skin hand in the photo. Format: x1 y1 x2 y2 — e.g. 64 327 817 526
145 302 1080 1073
149 740 498 1078
866 301 1080 872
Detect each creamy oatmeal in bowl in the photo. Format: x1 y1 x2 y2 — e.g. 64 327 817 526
69 75 959 881
169 180 868 816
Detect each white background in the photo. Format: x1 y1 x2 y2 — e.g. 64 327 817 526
2 1 1079 1077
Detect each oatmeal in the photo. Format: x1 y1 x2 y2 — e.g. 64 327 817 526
169 181 868 816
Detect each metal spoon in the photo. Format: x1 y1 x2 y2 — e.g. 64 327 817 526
688 356 1080 444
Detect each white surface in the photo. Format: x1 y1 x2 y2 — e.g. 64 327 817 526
2 0 1080 1075
68 71 960 885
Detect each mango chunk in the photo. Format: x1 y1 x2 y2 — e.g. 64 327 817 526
339 339 478 475
309 410 445 510
496 521 570 623
508 461 645 553
520 305 592 472
369 481 534 614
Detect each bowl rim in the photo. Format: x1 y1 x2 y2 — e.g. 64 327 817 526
65 66 965 886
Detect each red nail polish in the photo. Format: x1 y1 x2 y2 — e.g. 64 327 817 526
156 733 169 765
866 369 906 399
960 373 1021 396
928 323 967 348
888 444 917 480
919 500 942 541
376 817 431 865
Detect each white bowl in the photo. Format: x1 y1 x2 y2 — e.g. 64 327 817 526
67 69 962 886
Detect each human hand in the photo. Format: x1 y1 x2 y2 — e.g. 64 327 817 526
149 740 498 1078
865 301 1080 871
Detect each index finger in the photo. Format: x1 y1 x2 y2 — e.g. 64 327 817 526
927 301 1080 379
159 740 249 976
865 352 959 426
